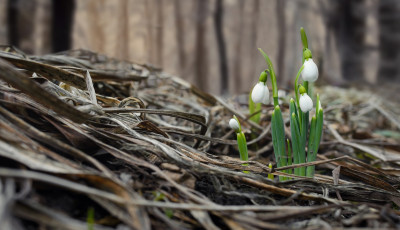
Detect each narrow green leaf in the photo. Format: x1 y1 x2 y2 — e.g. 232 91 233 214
315 94 320 116
286 139 292 175
271 111 280 167
293 111 306 176
274 106 287 169
306 116 317 177
237 132 249 173
290 112 301 176
237 132 248 162
313 108 324 156
300 27 308 49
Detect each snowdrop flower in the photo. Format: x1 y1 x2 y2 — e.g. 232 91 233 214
301 59 319 82
229 118 240 132
299 93 313 112
251 82 269 104
251 71 270 104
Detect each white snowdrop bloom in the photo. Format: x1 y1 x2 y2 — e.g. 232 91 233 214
299 93 313 112
229 118 240 131
261 86 270 104
302 59 319 82
251 82 269 104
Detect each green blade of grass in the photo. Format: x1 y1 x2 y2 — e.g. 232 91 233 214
289 100 300 176
293 111 306 176
306 116 317 177
237 132 249 162
274 106 287 180
290 112 301 176
286 139 292 175
271 111 280 166
313 108 323 157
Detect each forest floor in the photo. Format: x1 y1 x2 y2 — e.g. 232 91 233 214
0 48 400 229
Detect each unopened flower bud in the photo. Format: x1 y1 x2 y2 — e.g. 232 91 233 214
299 93 313 112
302 59 319 82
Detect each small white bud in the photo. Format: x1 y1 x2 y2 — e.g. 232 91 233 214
299 93 313 112
302 59 319 82
229 118 240 131
251 82 269 104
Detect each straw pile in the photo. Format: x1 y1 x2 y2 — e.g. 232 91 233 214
0 47 400 229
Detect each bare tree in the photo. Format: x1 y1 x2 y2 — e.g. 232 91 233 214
233 0 245 93
249 0 260 80
156 0 164 67
194 0 209 91
276 0 286 83
214 0 228 95
328 0 366 81
117 0 129 60
378 0 400 82
144 0 154 64
87 0 105 52
174 0 185 75
52 0 75 52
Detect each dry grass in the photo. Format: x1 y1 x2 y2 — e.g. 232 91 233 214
0 47 400 229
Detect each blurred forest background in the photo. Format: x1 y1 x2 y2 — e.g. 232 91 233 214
1 0 399 95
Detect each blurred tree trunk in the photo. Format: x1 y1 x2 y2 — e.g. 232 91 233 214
156 0 164 67
194 0 209 91
7 0 19 48
378 0 400 82
174 0 185 75
144 0 154 64
329 0 366 81
87 0 105 53
52 0 75 52
249 0 260 80
276 0 286 82
7 0 36 53
233 0 245 93
117 0 129 60
214 0 228 95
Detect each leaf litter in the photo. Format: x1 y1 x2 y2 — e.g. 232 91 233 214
0 47 399 229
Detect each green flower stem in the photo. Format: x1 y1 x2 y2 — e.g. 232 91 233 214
258 48 279 107
294 65 304 111
304 81 309 94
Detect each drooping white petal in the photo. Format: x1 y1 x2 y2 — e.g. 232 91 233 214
229 118 240 131
251 82 265 103
261 86 270 105
299 93 313 112
302 59 319 82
